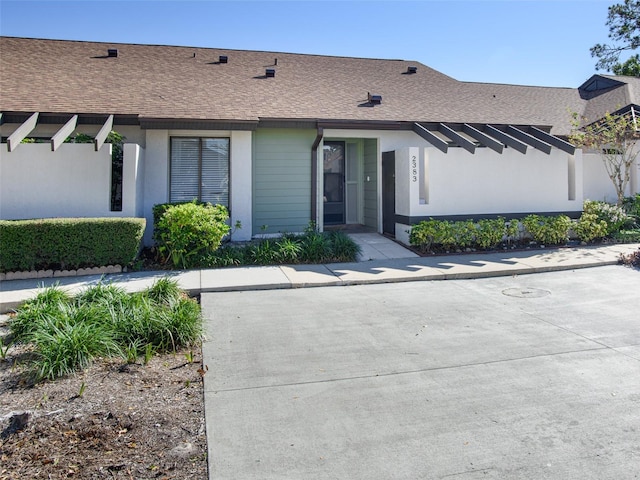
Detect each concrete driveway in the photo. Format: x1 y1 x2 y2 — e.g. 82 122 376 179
201 266 640 479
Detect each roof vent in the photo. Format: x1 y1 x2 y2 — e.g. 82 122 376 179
107 48 118 58
407 66 417 74
219 55 228 64
266 68 276 78
368 93 382 105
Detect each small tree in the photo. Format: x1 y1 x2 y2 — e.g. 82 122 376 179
570 110 640 205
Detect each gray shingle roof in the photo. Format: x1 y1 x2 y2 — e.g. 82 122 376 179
0 36 629 136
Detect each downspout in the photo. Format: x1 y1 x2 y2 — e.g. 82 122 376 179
311 126 324 226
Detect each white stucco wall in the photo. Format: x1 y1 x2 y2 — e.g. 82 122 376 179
582 151 639 203
0 142 145 221
142 129 170 244
0 143 118 219
395 146 583 218
122 143 145 218
230 130 252 241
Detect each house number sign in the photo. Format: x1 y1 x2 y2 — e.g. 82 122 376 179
411 155 418 182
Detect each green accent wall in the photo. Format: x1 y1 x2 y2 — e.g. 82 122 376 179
363 138 378 229
253 129 315 235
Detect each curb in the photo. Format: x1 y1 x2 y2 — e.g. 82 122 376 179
0 257 630 314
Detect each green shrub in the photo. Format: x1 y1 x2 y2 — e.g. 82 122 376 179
0 218 145 273
152 200 209 244
156 201 230 269
574 212 609 243
505 219 521 245
411 218 502 252
409 219 440 252
522 214 572 245
475 218 506 249
583 200 629 235
11 277 201 382
451 221 476 249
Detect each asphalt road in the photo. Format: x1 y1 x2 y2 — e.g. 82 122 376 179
202 266 640 480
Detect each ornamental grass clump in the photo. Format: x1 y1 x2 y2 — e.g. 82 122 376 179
30 312 121 381
328 230 362 262
200 227 360 267
9 278 201 382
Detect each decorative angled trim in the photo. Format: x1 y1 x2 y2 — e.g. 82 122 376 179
527 126 575 155
50 115 78 152
462 124 504 153
94 114 113 152
484 125 528 154
439 123 475 154
412 123 448 153
506 125 552 155
6 112 39 152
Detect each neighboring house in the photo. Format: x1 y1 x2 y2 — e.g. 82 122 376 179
1 36 638 245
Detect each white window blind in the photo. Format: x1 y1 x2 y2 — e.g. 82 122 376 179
170 137 229 207
201 138 229 206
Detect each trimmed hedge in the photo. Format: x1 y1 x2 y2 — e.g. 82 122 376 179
0 217 145 272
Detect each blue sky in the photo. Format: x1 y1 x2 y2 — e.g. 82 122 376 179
0 0 621 87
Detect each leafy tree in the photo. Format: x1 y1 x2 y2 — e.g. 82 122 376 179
570 110 640 205
591 0 640 71
612 53 640 75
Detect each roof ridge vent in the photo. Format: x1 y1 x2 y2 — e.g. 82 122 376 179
107 48 118 58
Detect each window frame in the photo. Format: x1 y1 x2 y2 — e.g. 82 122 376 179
169 136 231 208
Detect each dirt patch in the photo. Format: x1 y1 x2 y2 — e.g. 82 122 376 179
0 317 208 480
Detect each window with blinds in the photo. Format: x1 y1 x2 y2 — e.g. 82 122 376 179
170 137 230 207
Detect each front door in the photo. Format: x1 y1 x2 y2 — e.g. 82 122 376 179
323 141 345 225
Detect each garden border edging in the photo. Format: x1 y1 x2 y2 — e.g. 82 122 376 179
0 265 122 282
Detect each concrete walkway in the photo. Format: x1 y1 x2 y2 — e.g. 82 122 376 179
1 240 638 313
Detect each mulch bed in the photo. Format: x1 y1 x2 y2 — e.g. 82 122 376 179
0 316 208 480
